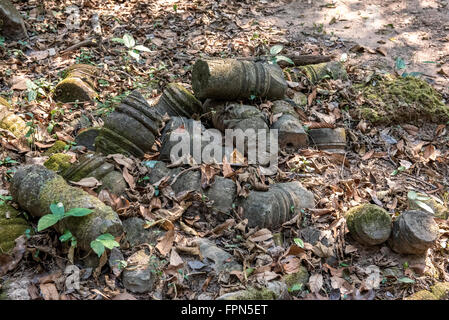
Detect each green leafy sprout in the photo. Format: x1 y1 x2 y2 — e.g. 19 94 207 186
37 202 93 232
268 45 294 66
90 233 120 257
111 34 152 62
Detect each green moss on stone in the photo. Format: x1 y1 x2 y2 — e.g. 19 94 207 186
53 78 97 103
405 290 437 300
0 97 11 108
44 153 72 173
283 266 309 289
38 176 121 249
354 75 449 125
0 113 28 138
44 141 67 156
345 204 392 246
431 282 449 299
0 204 29 254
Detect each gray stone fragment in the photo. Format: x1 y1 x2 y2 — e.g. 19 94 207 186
196 238 242 273
122 267 155 293
74 127 100 151
122 217 163 246
100 171 127 196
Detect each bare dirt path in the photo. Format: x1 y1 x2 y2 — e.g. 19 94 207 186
262 0 449 92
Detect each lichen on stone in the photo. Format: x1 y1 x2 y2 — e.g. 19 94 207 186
43 153 72 173
353 75 449 125
0 204 29 254
44 141 67 156
282 266 309 289
345 203 392 246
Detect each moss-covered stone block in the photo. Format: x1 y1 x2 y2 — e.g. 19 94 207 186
353 75 449 125
345 204 392 246
0 204 29 254
154 83 203 118
43 153 72 173
192 59 287 100
0 103 28 139
44 141 67 156
53 64 98 103
10 165 123 250
283 266 309 289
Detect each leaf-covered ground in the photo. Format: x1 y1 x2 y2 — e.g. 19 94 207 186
0 0 448 300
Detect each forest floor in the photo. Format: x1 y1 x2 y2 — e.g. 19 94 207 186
0 0 448 300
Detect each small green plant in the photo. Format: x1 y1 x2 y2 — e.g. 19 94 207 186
395 57 422 78
26 80 45 102
111 34 151 62
0 36 5 47
59 230 77 248
268 45 294 66
288 283 303 293
293 237 304 248
76 49 94 65
37 202 93 232
0 157 18 166
0 195 12 205
390 165 406 176
90 233 120 257
407 191 434 214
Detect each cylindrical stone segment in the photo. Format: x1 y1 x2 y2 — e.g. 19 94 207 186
238 181 315 228
147 161 236 214
192 59 287 100
287 61 348 84
389 210 439 255
0 97 27 139
63 153 127 195
53 64 99 103
271 100 308 149
159 117 232 164
153 83 203 118
95 90 162 157
308 127 346 153
345 204 392 246
10 165 123 250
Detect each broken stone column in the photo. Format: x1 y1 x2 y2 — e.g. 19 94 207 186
95 90 162 158
0 204 29 254
211 103 268 133
289 61 348 84
210 103 274 165
388 210 439 255
74 127 101 151
0 97 27 139
159 116 232 164
63 153 127 196
192 59 287 100
53 64 99 103
0 0 27 39
238 181 315 228
10 165 123 250
345 204 392 246
147 161 236 214
271 100 308 149
308 127 346 153
153 83 203 118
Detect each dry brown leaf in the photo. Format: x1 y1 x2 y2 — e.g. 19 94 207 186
69 177 101 188
122 167 136 189
169 248 184 268
39 283 59 300
156 229 175 256
309 273 323 293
